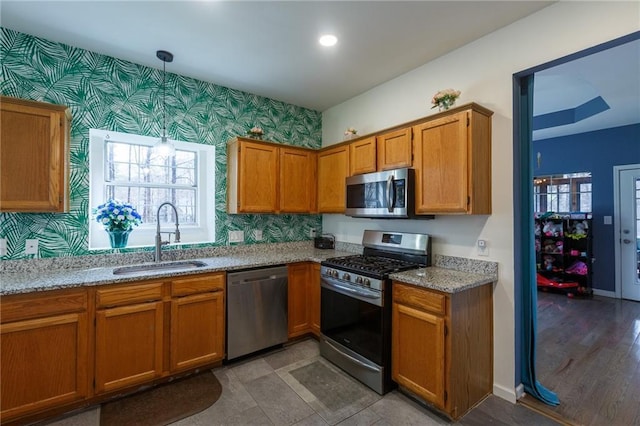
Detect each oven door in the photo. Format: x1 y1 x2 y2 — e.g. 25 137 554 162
320 277 385 365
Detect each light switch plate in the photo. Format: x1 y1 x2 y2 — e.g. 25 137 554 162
25 239 39 254
0 238 7 256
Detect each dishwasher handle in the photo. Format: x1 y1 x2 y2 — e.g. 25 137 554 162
236 274 283 284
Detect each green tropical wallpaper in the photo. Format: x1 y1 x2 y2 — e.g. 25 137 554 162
0 28 322 260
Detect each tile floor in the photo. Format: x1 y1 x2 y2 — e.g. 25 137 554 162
44 338 559 426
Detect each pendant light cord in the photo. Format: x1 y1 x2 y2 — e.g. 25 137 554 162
162 58 166 138
156 50 173 140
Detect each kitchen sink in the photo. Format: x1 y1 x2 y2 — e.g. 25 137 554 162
112 260 207 275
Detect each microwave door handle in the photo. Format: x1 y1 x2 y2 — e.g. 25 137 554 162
386 175 395 212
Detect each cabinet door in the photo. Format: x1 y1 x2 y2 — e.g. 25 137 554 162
280 147 316 213
309 263 321 336
349 137 377 175
237 140 278 212
376 128 412 171
0 97 69 212
171 291 224 372
392 302 446 408
317 145 349 213
95 301 164 393
288 263 310 337
413 112 469 213
1 313 88 421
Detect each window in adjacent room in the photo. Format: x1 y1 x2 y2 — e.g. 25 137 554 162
89 129 215 250
533 172 592 213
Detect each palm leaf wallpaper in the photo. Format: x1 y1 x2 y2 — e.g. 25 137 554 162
0 28 322 259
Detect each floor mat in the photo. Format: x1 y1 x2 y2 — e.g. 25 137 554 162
278 357 380 425
100 370 222 426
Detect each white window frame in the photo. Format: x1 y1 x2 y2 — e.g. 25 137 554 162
89 129 215 250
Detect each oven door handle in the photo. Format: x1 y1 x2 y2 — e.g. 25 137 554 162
322 280 380 300
323 339 381 373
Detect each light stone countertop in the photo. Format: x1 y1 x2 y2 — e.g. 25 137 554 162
390 267 496 293
0 242 498 296
0 243 354 296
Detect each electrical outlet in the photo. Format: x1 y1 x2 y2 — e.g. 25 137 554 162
25 239 39 255
309 229 317 238
477 239 489 256
253 230 263 241
228 230 244 243
0 238 7 256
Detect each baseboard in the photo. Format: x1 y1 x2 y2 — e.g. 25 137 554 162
515 383 525 399
592 288 617 298
492 383 517 403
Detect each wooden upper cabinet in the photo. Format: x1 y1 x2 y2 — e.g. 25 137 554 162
227 139 278 213
413 105 492 215
227 138 316 214
376 127 412 171
280 146 316 213
349 136 377 175
317 144 349 213
0 96 70 212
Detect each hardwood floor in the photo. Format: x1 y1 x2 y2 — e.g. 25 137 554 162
527 290 640 426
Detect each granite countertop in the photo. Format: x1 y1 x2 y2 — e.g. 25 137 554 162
390 267 496 293
0 243 354 296
1 241 498 296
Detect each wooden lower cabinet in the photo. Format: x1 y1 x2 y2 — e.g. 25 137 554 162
0 289 89 423
170 274 225 371
309 263 321 336
0 272 227 424
94 282 164 394
288 262 320 338
288 262 311 337
392 281 493 420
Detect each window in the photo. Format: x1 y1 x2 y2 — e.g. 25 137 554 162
89 129 215 250
533 172 592 213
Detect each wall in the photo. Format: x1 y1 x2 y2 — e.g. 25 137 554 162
534 124 640 293
0 28 322 259
321 2 640 402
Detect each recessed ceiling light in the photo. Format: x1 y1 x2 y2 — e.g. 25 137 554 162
319 34 338 47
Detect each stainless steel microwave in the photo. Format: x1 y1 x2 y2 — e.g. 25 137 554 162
345 168 416 219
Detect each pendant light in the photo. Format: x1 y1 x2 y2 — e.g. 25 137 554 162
152 50 175 157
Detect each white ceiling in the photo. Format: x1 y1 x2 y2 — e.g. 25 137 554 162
1 1 638 140
1 1 553 111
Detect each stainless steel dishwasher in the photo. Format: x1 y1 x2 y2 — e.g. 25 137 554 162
226 265 288 360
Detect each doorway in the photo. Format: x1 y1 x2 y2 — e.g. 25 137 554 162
514 31 640 415
615 165 640 301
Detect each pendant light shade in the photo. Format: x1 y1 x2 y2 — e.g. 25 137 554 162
152 50 175 157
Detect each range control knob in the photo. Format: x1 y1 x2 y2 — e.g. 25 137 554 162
355 276 363 284
331 269 339 278
363 278 371 287
342 273 351 281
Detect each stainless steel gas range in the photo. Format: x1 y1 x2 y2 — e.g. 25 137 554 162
319 230 431 394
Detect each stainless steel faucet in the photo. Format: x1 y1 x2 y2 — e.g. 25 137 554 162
155 202 180 262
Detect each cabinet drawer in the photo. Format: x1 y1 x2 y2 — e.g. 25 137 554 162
1 289 87 324
393 283 446 315
96 282 163 308
171 273 225 297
